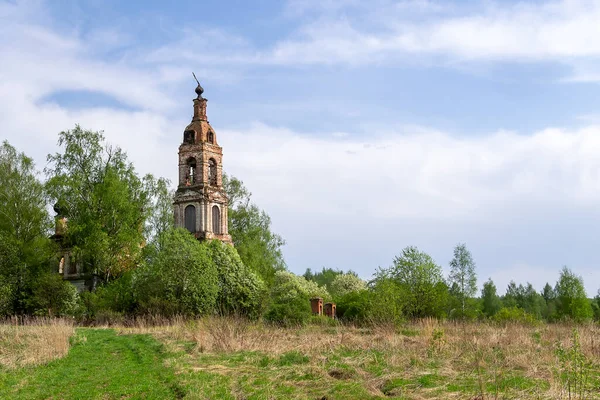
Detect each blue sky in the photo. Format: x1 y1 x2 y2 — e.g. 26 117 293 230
2 0 600 295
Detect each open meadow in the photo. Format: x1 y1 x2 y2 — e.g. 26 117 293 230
1 318 599 399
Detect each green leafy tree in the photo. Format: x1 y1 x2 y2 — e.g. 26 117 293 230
0 141 53 315
501 281 545 319
27 273 78 317
448 243 477 318
521 283 546 319
134 228 219 316
335 290 371 322
265 271 329 325
481 278 501 317
592 290 600 322
366 277 406 324
329 272 366 300
0 141 50 247
492 306 538 326
45 126 156 281
86 272 136 318
554 266 593 322
146 177 174 248
541 282 557 320
304 267 345 292
223 174 286 285
270 271 329 302
302 268 314 281
208 240 267 319
375 246 448 318
542 282 556 303
502 281 520 308
0 277 13 317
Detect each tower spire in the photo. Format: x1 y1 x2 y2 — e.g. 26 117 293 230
192 72 204 99
191 73 207 121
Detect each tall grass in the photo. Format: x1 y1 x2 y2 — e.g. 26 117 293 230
120 317 600 398
2 316 598 398
0 317 74 368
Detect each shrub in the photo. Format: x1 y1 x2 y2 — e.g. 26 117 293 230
209 240 267 319
76 273 135 320
95 273 136 314
264 295 312 326
27 273 78 316
134 229 219 316
336 290 370 322
366 278 406 325
329 273 366 300
374 246 448 319
264 271 329 326
554 267 593 322
0 278 13 317
492 307 539 326
270 271 329 301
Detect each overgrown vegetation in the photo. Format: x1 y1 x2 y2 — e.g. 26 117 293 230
1 318 599 399
1 129 600 326
2 126 600 399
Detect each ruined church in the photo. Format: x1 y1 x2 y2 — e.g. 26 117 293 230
172 82 232 244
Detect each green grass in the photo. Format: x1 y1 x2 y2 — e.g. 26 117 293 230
0 328 185 399
2 322 600 399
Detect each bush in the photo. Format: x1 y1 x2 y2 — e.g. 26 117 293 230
209 240 267 319
336 290 370 322
270 271 330 301
555 267 593 322
264 295 312 326
134 229 219 316
366 278 406 325
374 247 448 319
76 274 135 320
264 271 329 326
96 273 136 313
492 307 539 326
27 273 78 316
0 278 13 317
329 273 366 300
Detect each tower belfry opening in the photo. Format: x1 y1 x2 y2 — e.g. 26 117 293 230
173 77 232 244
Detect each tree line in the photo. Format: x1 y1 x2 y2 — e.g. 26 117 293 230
0 126 284 319
1 126 599 324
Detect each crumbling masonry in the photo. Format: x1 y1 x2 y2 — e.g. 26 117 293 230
173 82 232 244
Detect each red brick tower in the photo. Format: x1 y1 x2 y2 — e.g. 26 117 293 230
173 81 232 244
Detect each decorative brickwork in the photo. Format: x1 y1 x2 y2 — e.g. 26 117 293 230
173 82 232 244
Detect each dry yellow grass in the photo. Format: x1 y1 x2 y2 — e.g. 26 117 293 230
2 317 598 398
119 317 600 399
0 317 75 369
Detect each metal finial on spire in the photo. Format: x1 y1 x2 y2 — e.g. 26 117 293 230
192 72 204 99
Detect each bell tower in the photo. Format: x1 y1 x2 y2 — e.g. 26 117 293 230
173 80 232 244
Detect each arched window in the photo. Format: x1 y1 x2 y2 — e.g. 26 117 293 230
208 158 217 185
186 157 196 185
185 205 196 233
208 131 214 143
184 130 195 144
212 205 221 234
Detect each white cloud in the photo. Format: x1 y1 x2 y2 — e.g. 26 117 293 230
217 123 600 292
139 0 600 82
2 0 600 293
221 123 600 220
267 0 600 66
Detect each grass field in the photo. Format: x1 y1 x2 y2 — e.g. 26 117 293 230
0 318 599 399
